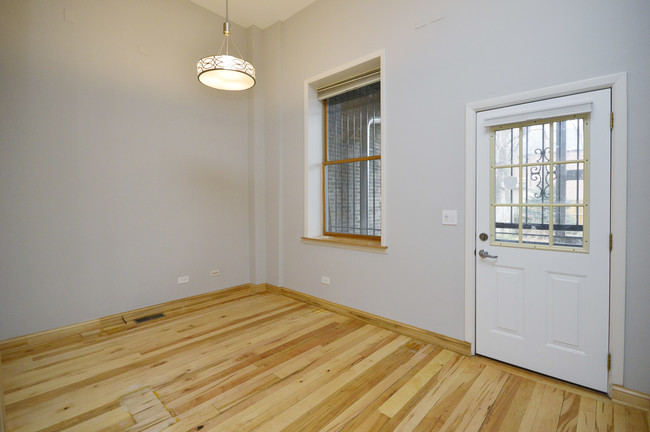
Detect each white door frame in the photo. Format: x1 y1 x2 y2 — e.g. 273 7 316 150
464 73 627 393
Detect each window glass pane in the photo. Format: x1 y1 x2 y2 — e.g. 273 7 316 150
523 164 552 204
327 82 380 162
522 124 549 165
325 159 381 236
554 118 584 162
490 115 588 251
494 128 519 166
554 162 584 204
494 167 519 204
553 207 584 247
495 206 519 243
521 206 550 245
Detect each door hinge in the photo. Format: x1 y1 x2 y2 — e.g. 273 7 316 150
608 353 612 371
610 112 614 130
609 234 613 251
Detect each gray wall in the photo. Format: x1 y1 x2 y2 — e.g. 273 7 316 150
256 0 650 394
0 0 252 339
1 0 649 396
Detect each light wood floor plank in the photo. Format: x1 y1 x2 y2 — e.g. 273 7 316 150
437 364 509 432
388 354 466 432
594 399 614 432
558 391 581 432
412 358 486 431
614 398 629 432
270 342 437 432
164 320 372 417
318 344 439 432
479 374 536 432
1 292 647 432
517 381 548 432
378 349 454 418
626 407 649 432
531 385 566 432
576 397 598 432
61 408 135 432
334 347 461 432
206 335 410 431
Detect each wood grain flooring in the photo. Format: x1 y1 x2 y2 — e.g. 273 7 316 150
0 291 647 432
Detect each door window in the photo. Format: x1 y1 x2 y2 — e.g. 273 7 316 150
490 115 589 251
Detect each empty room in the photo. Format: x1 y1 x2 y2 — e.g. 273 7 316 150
1 0 649 430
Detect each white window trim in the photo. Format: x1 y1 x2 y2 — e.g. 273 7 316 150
303 50 387 251
464 73 627 394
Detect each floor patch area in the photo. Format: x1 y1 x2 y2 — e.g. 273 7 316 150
121 387 177 432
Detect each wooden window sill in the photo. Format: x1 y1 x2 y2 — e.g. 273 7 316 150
301 236 387 253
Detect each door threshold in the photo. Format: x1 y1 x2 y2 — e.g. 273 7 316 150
473 354 609 400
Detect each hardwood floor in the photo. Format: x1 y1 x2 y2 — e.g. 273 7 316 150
1 291 647 432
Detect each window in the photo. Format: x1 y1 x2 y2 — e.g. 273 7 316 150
323 82 381 239
490 114 589 251
303 52 385 251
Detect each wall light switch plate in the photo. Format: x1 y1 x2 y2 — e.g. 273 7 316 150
177 275 189 284
442 210 458 225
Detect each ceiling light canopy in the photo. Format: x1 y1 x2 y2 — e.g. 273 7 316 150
197 0 256 91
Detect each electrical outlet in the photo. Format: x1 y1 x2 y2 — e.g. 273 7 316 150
177 275 189 284
210 270 220 277
321 276 330 285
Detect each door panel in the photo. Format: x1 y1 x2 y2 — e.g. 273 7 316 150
547 272 584 352
495 267 524 338
476 89 611 392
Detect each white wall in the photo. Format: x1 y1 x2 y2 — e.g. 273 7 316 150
259 0 650 394
0 0 252 339
259 22 286 287
247 26 267 285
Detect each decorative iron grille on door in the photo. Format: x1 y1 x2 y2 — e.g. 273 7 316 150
490 115 589 251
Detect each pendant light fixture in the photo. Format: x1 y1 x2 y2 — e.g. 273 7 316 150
196 0 256 91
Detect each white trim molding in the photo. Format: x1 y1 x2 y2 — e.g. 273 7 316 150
464 73 628 393
303 50 387 248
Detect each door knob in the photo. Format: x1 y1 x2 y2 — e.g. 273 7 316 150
478 249 498 259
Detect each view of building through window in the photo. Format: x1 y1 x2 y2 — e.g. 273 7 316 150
324 82 381 238
492 116 587 249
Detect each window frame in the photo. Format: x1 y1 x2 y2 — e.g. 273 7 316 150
321 87 382 241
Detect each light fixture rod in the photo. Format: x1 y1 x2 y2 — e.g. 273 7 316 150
223 0 231 55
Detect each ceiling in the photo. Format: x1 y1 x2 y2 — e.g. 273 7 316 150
189 0 318 29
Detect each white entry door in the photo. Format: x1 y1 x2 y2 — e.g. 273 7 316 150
475 89 611 392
